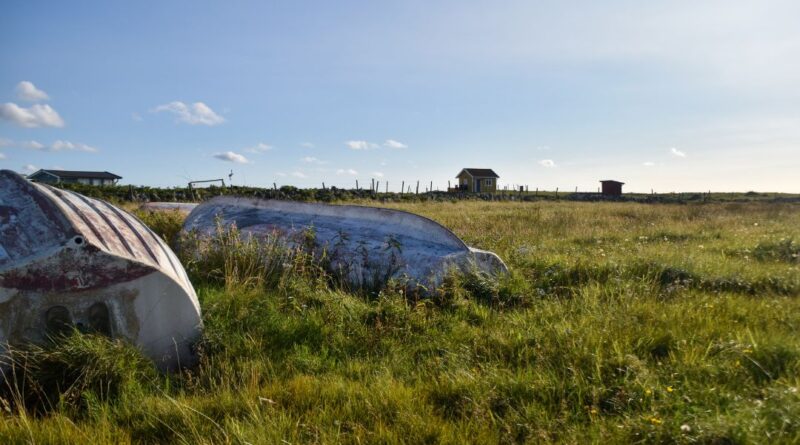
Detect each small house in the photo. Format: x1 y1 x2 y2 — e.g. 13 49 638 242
600 180 624 197
455 168 499 193
28 169 122 186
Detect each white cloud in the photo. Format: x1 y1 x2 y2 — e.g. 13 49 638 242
152 101 225 126
245 142 272 153
15 81 49 102
0 152 6 160
300 142 315 148
50 140 97 152
22 164 37 174
276 172 287 177
213 151 250 164
536 145 552 151
336 168 358 175
670 147 687 157
0 103 64 128
131 112 143 122
383 139 407 149
538 159 556 168
291 171 307 178
643 161 656 167
372 171 384 178
301 156 326 164
346 140 378 150
3 139 95 152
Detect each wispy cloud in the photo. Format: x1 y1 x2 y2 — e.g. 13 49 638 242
643 161 656 167
213 151 249 163
302 156 325 164
670 147 687 158
50 140 97 152
22 164 37 174
538 159 556 168
0 152 6 160
131 112 143 122
300 142 315 148
383 139 407 149
0 103 64 128
152 101 225 126
291 171 307 178
245 142 272 153
346 140 379 150
0 138 12 147
2 138 96 152
336 168 358 175
15 81 49 102
372 171 384 178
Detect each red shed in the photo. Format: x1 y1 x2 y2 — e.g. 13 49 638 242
600 180 624 197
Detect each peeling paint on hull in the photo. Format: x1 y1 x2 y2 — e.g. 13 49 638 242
0 170 202 371
181 197 508 291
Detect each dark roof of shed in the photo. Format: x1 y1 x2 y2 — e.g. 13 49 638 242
458 168 499 178
33 169 122 180
600 180 625 184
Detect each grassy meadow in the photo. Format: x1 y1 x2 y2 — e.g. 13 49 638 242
1 200 799 444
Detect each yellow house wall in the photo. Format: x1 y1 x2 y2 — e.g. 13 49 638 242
457 172 473 191
456 172 498 193
478 177 497 193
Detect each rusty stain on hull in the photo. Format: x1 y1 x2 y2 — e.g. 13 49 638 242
0 170 201 370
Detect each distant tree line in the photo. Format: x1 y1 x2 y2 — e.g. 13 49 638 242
52 182 800 205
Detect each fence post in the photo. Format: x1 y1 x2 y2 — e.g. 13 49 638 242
416 181 419 195
385 181 389 193
356 180 359 190
401 181 405 195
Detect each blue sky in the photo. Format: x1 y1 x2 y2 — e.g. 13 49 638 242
1 0 798 192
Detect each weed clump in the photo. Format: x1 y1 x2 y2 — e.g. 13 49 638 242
0 333 156 416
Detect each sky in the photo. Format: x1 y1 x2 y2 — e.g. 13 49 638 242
1 0 799 192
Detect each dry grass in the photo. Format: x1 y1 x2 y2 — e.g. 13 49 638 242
1 200 798 444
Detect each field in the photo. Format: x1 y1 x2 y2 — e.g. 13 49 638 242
1 201 799 444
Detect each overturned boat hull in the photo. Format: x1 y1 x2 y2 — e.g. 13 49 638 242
0 170 201 370
181 197 507 291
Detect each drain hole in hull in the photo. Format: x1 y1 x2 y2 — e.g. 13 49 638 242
45 306 73 336
88 302 112 336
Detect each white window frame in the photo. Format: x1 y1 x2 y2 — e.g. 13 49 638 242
484 179 493 186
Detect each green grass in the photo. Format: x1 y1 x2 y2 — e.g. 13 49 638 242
2 201 799 444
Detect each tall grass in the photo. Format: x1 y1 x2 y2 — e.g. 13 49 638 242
1 201 798 444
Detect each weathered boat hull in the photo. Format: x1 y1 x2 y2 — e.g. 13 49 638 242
0 170 201 370
181 197 507 291
140 202 199 213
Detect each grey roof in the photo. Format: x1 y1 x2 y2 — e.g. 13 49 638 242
33 169 122 180
459 168 499 178
600 179 625 184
